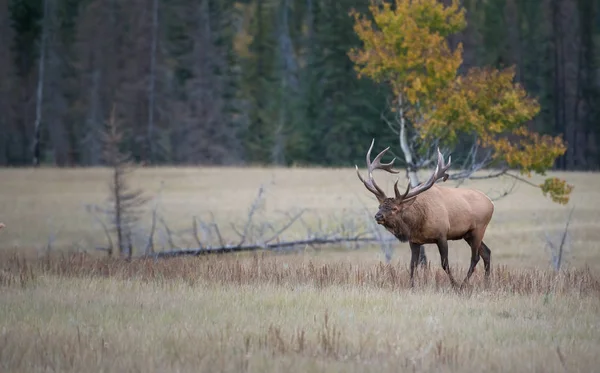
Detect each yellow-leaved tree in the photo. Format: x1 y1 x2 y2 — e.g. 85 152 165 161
348 0 573 206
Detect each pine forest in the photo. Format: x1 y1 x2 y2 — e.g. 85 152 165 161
1 0 599 170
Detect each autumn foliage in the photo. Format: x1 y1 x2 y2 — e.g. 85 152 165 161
348 0 573 204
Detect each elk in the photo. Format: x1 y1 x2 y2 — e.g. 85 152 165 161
356 139 494 287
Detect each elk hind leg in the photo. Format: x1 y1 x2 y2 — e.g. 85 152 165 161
462 233 482 285
479 242 491 278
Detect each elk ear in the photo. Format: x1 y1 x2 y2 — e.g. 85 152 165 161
399 196 417 208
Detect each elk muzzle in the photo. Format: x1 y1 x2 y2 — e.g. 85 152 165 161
374 212 385 225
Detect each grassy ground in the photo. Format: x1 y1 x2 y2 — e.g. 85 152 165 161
1 166 599 372
1 253 599 373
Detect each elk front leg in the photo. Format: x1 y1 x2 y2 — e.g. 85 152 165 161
436 238 458 287
409 242 421 287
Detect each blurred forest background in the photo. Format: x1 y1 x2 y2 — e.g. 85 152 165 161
0 0 599 169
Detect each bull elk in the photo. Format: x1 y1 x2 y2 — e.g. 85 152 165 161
356 140 494 287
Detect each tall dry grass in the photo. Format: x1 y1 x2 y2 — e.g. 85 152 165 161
2 251 599 296
1 251 599 373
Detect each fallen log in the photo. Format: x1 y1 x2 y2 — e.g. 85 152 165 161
144 235 395 259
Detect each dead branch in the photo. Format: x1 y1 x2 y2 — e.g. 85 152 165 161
158 216 176 251
85 204 115 255
353 193 395 262
483 176 519 202
192 216 204 250
555 206 576 271
42 217 62 255
144 183 165 255
209 212 225 247
539 206 576 271
231 185 266 246
145 203 158 255
263 210 305 244
148 235 396 259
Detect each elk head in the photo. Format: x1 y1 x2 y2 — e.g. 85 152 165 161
355 139 451 229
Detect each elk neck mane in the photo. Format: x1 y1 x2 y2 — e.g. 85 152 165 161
385 198 427 242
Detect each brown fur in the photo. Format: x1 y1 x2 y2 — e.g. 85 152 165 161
378 185 494 245
357 140 495 288
375 183 494 288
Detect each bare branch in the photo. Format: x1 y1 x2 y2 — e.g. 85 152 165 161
538 206 576 271
556 206 576 271
381 112 400 135
487 177 518 201
264 209 306 244
85 204 114 255
500 172 542 188
192 216 204 250
209 212 225 247
158 216 176 251
144 206 158 255
452 169 508 181
230 223 245 241
144 186 164 255
235 185 266 247
353 192 396 262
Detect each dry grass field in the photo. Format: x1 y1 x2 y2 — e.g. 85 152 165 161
1 166 600 372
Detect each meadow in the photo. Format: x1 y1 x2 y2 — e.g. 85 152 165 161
1 166 600 372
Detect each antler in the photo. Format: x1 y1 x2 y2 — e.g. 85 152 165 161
355 139 400 202
394 147 451 201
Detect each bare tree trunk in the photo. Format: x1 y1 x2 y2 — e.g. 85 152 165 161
32 0 50 166
113 164 123 257
45 0 71 167
272 102 286 164
147 0 159 163
397 94 427 266
398 95 419 187
505 0 523 82
0 0 12 165
552 0 566 169
271 0 298 165
306 0 313 42
560 0 581 169
86 69 102 165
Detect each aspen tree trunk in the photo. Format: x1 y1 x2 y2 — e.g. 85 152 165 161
397 94 427 266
